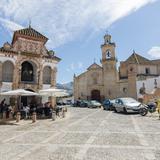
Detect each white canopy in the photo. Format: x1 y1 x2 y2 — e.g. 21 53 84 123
39 88 69 97
0 89 38 96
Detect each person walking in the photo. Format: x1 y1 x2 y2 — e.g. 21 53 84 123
157 99 160 120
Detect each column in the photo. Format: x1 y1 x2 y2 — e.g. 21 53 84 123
0 62 2 91
51 67 57 87
37 67 43 90
51 67 57 108
12 64 21 89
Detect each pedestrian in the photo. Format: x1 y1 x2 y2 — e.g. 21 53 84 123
157 99 160 120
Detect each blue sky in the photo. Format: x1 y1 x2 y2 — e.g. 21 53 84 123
0 0 160 83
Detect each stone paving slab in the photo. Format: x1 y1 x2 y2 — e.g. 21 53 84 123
92 133 141 146
0 107 160 160
22 146 80 160
83 148 155 160
48 132 91 145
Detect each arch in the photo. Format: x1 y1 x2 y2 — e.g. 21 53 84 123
91 90 101 102
43 66 51 84
105 49 111 59
21 61 37 82
2 61 14 82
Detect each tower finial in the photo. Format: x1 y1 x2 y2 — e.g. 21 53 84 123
94 58 96 63
29 19 31 28
133 49 136 54
106 29 108 35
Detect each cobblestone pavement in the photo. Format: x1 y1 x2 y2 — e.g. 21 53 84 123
0 107 160 160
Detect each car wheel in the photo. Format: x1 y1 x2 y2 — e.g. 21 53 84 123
114 108 117 112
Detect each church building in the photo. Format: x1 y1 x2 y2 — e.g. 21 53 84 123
74 34 160 101
0 25 61 105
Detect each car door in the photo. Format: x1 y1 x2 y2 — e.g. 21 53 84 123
118 99 124 111
115 99 124 112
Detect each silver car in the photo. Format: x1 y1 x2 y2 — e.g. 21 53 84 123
114 97 142 113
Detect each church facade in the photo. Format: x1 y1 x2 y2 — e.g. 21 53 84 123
74 34 160 101
0 26 60 104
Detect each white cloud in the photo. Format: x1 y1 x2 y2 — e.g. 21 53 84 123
148 46 160 58
66 62 83 72
0 0 157 48
78 62 83 69
0 17 23 33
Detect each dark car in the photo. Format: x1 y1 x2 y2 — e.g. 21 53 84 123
80 100 90 107
88 100 102 108
103 99 116 111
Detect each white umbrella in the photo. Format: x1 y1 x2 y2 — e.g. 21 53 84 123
0 89 38 96
39 88 68 97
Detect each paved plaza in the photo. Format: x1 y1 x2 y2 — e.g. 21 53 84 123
0 107 160 160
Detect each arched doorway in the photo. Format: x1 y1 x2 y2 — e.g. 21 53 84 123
91 90 101 102
21 61 35 82
2 61 14 82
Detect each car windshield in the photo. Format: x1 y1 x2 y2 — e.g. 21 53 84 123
91 100 100 104
121 98 138 104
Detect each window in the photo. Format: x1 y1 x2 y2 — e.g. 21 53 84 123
43 66 51 84
123 88 127 93
145 68 150 74
2 61 14 82
21 61 34 82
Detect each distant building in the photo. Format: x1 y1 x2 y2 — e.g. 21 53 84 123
0 25 61 105
74 34 160 101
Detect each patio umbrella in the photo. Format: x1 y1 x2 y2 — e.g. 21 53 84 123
0 89 38 96
0 89 38 110
39 88 69 97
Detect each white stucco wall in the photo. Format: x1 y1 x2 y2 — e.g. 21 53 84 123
136 76 160 98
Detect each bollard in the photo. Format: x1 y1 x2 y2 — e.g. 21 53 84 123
62 108 66 118
16 112 21 122
65 107 67 112
2 112 6 120
52 111 56 121
32 112 37 123
9 112 13 120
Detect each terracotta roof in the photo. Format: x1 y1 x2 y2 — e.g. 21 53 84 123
0 47 17 54
87 63 102 70
12 26 48 44
151 59 160 65
44 55 61 62
125 53 152 65
0 47 61 61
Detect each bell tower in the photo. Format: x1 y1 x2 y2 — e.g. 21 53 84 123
101 33 118 99
101 34 116 63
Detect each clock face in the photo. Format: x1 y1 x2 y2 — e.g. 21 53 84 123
106 50 111 59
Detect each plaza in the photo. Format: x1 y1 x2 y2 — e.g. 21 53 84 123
0 107 160 160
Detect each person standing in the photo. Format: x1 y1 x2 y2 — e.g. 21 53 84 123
157 99 160 120
0 99 6 118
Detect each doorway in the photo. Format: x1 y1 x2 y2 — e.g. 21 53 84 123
91 90 101 102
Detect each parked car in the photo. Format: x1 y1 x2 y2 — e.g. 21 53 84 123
103 99 116 110
88 100 102 108
114 97 143 113
80 100 90 107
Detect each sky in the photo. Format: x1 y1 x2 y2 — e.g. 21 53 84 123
0 0 160 84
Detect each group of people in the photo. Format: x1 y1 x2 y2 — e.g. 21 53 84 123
0 98 63 120
0 98 16 119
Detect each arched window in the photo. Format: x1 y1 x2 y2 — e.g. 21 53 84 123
106 50 111 59
21 61 34 82
2 61 14 82
43 66 51 84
